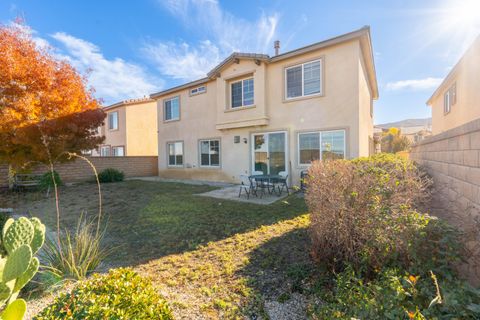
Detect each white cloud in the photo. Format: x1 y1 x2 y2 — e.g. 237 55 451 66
385 77 443 91
142 40 219 80
145 0 279 81
50 32 163 104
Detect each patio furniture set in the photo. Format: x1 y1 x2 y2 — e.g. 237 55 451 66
238 171 290 199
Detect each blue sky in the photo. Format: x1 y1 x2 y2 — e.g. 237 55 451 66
1 0 479 124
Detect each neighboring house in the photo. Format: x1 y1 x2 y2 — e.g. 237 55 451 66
427 36 480 135
150 26 378 185
375 118 432 145
94 97 158 157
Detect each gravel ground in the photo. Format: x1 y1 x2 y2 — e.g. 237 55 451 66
24 283 74 320
264 293 308 320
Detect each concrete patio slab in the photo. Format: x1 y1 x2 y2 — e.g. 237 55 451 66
127 176 234 187
196 185 289 205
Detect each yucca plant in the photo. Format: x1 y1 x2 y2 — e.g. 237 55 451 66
40 215 109 281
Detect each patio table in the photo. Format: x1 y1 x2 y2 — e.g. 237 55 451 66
248 174 287 196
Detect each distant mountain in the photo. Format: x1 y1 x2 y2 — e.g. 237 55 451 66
376 118 431 129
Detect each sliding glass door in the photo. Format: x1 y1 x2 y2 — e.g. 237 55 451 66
252 131 287 175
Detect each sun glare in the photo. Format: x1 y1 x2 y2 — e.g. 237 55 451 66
440 0 480 33
448 0 480 29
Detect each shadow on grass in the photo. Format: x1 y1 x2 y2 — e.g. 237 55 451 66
236 225 331 318
9 180 308 268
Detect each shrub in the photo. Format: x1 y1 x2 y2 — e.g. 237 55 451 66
98 168 124 183
306 154 432 272
35 268 173 320
0 217 46 319
41 215 108 281
314 265 480 319
39 170 62 191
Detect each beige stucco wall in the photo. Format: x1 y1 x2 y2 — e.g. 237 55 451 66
156 39 375 186
100 101 158 156
126 101 158 156
101 107 126 153
430 37 480 135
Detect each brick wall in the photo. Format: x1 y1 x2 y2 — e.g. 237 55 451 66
0 156 158 187
410 118 480 284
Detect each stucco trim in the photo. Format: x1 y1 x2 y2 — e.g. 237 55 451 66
215 117 269 130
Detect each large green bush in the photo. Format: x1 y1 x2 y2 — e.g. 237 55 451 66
98 168 124 183
39 171 62 191
314 265 480 319
35 268 173 320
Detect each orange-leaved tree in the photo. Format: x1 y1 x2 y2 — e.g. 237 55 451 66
0 23 105 168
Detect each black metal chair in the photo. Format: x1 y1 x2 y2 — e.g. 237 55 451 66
300 170 309 192
277 171 290 195
239 175 255 199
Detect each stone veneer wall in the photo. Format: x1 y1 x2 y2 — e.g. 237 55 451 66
0 156 158 187
410 118 480 284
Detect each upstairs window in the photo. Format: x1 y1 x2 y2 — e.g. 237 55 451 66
108 112 118 130
231 78 254 108
444 82 456 114
190 86 206 96
286 59 322 99
164 96 180 121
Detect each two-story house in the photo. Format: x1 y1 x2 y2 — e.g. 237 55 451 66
427 36 480 135
150 26 378 185
95 97 158 157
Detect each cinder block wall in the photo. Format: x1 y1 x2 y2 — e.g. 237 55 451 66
0 156 158 187
410 118 480 284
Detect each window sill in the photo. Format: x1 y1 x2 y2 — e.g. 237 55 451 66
167 165 184 168
199 165 221 169
283 93 323 103
108 128 119 132
224 105 256 113
164 118 180 123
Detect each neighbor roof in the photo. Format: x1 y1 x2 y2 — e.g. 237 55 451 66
150 26 378 99
103 97 155 111
426 35 480 106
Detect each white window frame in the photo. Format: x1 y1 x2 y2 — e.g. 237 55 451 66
167 141 184 167
164 96 180 121
108 111 119 130
230 77 254 108
199 139 221 168
190 85 207 96
285 59 322 100
297 129 346 166
112 146 125 157
100 145 111 157
444 90 451 114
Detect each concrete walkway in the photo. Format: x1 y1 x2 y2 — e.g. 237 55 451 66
197 185 289 205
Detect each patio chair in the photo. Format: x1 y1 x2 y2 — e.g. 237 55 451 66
239 174 255 199
251 171 274 197
277 171 290 195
